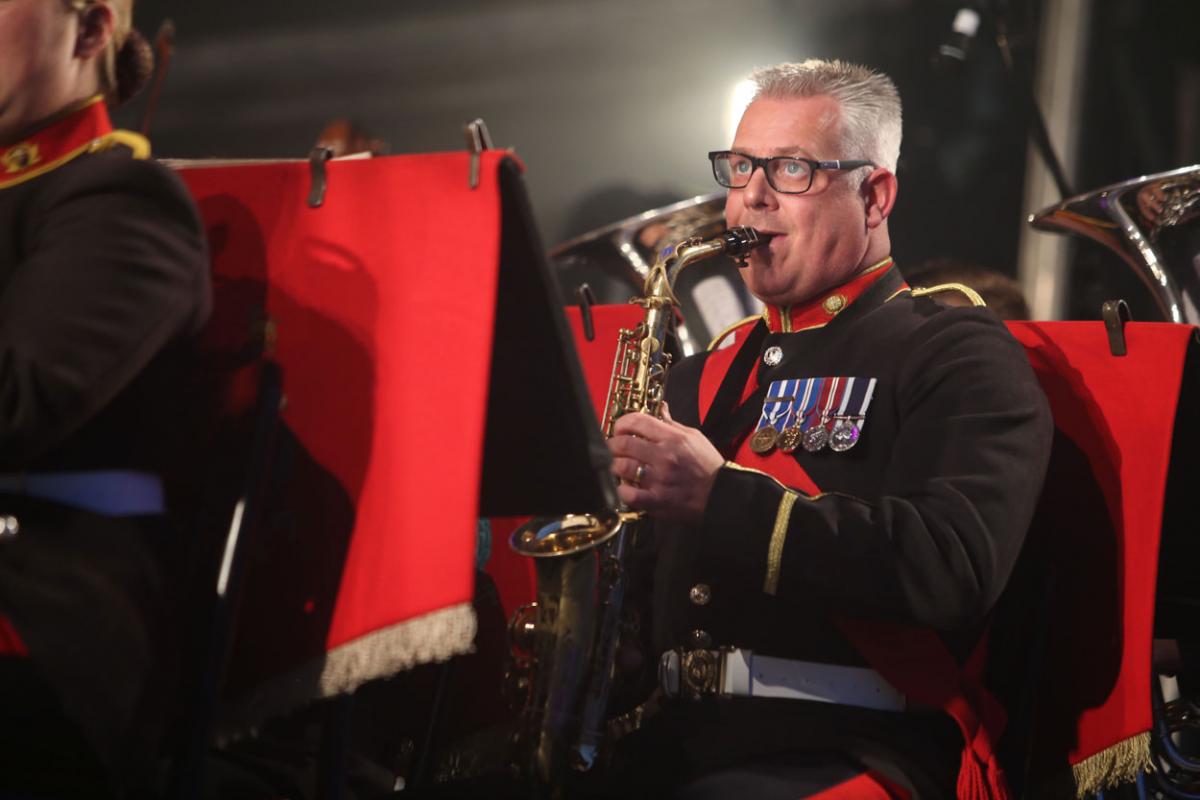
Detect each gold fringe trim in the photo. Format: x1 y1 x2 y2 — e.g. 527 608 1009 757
764 490 797 596
218 602 476 739
318 602 476 694
1070 731 1153 799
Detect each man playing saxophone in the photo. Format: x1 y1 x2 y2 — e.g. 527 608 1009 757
606 60 1052 799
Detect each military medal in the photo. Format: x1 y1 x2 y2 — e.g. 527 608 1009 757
763 346 783 367
829 418 859 452
802 423 829 452
802 377 840 452
750 425 780 453
749 379 798 454
778 425 804 453
825 378 856 453
779 378 819 454
829 377 877 453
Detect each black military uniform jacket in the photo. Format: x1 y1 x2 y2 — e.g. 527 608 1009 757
634 260 1052 796
0 98 210 784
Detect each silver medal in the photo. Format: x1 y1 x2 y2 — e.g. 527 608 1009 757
763 346 783 367
802 422 829 452
829 418 861 452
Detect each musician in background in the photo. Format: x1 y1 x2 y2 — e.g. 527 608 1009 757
607 60 1052 798
0 0 209 793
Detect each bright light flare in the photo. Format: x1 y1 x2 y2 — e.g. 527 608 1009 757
724 79 757 146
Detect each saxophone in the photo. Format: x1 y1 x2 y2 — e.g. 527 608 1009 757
507 226 770 792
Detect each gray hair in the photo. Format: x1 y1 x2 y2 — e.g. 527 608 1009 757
749 59 902 173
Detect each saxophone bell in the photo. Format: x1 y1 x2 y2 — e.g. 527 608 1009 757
510 511 627 558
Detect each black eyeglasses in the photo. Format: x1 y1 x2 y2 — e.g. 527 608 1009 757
707 150 876 194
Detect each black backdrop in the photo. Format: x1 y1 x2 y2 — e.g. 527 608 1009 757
116 0 1200 320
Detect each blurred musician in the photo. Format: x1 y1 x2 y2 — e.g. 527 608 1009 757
0 0 209 793
605 60 1052 798
315 117 389 158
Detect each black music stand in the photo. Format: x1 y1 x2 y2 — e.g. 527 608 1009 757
478 158 619 518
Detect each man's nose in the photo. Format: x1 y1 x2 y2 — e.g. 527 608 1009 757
740 165 776 209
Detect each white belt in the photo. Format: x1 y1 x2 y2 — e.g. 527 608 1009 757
659 647 906 712
0 470 166 517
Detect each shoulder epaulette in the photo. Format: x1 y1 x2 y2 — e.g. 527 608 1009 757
911 283 986 308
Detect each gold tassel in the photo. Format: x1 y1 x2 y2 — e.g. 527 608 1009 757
1070 732 1153 798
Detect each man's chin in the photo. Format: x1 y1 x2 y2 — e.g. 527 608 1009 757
750 286 808 309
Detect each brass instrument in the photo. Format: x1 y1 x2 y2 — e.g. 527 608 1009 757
507 226 770 792
549 192 763 355
1029 164 1200 323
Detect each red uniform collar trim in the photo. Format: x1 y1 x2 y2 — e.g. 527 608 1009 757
763 257 896 334
0 97 120 190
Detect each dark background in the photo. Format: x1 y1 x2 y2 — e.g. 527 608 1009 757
115 0 1200 320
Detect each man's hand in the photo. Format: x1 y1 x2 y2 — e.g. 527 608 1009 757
607 403 725 523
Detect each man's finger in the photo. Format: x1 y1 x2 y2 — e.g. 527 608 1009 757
612 411 672 441
608 433 657 464
610 455 642 483
616 482 655 510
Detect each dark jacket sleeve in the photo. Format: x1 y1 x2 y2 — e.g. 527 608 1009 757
0 155 210 464
697 312 1053 631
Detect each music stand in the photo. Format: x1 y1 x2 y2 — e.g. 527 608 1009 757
478 159 619 518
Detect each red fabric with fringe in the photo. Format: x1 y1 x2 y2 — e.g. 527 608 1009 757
1007 321 1192 773
176 152 515 703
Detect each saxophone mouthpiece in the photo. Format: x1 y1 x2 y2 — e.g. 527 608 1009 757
722 227 773 266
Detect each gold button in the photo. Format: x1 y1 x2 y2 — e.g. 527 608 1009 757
822 294 847 315
689 583 712 606
689 629 713 648
1 142 40 174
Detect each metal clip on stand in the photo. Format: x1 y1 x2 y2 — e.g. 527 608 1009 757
577 283 597 342
308 146 334 208
464 118 493 190
1102 299 1132 357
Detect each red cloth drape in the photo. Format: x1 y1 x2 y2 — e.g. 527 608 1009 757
175 151 513 707
1008 321 1192 772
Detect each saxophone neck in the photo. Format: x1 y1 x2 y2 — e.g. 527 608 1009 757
641 239 715 299
644 226 770 297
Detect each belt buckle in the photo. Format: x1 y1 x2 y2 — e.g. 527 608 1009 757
681 649 720 699
660 647 736 700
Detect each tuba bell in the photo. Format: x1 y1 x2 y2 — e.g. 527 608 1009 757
1029 164 1200 323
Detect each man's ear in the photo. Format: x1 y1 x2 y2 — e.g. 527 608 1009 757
862 167 898 229
74 2 115 61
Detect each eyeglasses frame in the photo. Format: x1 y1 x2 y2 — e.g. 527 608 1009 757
707 150 877 195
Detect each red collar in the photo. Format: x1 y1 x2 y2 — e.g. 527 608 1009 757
762 257 898 333
0 97 146 190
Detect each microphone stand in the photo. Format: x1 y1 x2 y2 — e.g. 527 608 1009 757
987 0 1074 199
